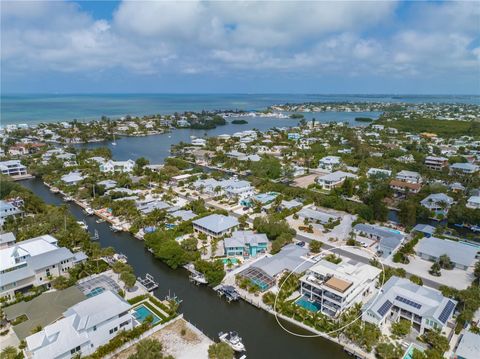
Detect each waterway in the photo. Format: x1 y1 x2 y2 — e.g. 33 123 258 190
76 113 378 163
19 177 349 359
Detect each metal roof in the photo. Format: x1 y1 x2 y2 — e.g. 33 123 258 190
193 214 239 234
416 237 479 267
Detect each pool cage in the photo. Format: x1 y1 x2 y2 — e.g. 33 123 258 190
238 267 276 291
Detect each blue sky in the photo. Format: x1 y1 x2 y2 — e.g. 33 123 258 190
1 1 479 94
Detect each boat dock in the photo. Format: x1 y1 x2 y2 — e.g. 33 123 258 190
214 285 240 302
184 263 208 285
137 273 159 292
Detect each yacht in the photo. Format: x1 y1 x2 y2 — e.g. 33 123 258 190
218 331 245 352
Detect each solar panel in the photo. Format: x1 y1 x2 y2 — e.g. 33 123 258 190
377 300 393 316
438 300 455 324
395 295 422 309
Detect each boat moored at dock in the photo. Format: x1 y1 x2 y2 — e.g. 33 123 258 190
218 331 246 352
137 273 159 292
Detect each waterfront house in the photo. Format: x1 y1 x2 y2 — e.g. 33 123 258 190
191 138 206 146
0 234 86 300
135 199 171 214
99 159 135 173
61 171 85 185
194 177 255 200
466 195 480 209
450 162 479 175
238 244 314 291
424 156 449 171
25 290 133 359
224 230 268 257
318 156 341 172
0 200 23 227
395 170 422 184
0 160 28 177
300 258 381 317
362 276 456 334
353 223 405 258
389 179 422 197
420 193 454 217
412 224 436 238
192 214 239 238
316 171 357 190
416 237 479 270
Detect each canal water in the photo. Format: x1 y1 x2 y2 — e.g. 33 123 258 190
20 178 349 359
76 112 379 163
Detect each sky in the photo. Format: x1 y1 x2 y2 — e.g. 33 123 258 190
1 0 479 94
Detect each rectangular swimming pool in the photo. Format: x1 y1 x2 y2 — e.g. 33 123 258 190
133 304 161 325
295 296 321 312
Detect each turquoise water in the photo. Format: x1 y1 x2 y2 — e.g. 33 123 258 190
86 287 105 298
222 258 238 264
133 304 161 324
2 93 478 124
296 296 321 312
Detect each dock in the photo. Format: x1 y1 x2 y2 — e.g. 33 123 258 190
215 285 240 302
137 273 159 292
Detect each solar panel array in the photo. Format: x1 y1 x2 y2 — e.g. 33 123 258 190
395 295 422 309
377 300 393 316
438 300 455 323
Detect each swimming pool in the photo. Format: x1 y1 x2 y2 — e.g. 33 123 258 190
86 287 105 298
222 258 238 265
133 304 161 324
295 296 321 312
403 343 424 359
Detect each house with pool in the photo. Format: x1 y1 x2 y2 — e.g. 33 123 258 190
240 192 278 208
298 258 381 317
25 290 133 359
223 231 268 258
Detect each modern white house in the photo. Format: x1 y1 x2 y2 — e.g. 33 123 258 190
420 193 454 217
300 259 381 318
99 159 135 173
395 170 422 184
466 195 480 209
25 290 133 359
318 156 341 172
416 237 479 270
0 160 28 177
0 234 86 300
192 214 239 238
316 171 357 190
424 156 449 171
194 177 255 200
362 276 457 334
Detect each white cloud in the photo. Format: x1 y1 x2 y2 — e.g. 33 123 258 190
1 0 478 85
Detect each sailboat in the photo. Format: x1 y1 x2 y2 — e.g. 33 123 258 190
112 133 117 146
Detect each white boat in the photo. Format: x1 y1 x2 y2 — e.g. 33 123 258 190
64 195 73 202
92 229 99 241
190 273 208 285
110 224 122 232
96 218 105 223
112 133 117 146
218 331 245 352
77 221 88 231
50 187 60 193
113 253 128 263
85 207 95 216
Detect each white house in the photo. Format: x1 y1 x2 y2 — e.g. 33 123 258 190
194 177 255 200
0 160 28 177
450 162 479 174
367 168 392 178
396 170 422 184
0 200 23 227
25 290 133 359
300 258 381 318
316 171 357 190
362 276 456 334
420 193 454 216
100 159 135 173
0 234 85 300
192 214 239 238
191 138 207 146
466 195 480 209
61 171 85 185
318 156 341 172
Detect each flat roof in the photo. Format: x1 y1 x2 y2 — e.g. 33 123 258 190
325 277 352 293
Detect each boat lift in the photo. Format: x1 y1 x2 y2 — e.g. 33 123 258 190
137 273 159 292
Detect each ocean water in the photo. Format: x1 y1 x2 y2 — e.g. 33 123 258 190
1 93 479 125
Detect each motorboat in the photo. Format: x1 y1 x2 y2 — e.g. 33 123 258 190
218 331 245 352
64 195 73 202
110 224 122 232
96 218 105 223
113 253 128 263
85 207 95 216
77 221 88 231
50 187 60 193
